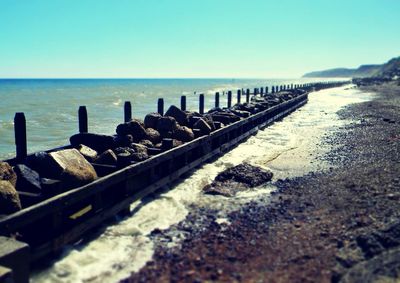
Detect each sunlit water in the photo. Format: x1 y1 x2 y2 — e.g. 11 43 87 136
1 78 343 159
31 85 375 283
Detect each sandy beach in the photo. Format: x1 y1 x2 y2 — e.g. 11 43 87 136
125 82 400 282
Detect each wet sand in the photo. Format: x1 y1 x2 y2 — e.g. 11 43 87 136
126 82 400 282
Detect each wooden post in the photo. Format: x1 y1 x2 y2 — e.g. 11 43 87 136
78 106 88 133
260 87 264 95
272 86 275 93
265 86 269 94
253 88 257 96
291 83 293 89
237 89 241 104
276 85 279 92
246 89 250 103
180 95 186 111
14 112 27 162
124 101 132 123
199 94 204 114
215 92 220 108
227 91 232 108
158 98 164 116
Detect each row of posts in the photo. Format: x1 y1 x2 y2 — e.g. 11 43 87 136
12 81 343 162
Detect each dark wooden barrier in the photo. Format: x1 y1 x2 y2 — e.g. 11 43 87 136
124 101 132 122
14 113 27 162
199 94 204 114
180 96 186 111
215 92 220 108
78 106 88 133
158 98 164 116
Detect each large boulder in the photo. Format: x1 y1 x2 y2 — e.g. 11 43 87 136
70 133 116 153
0 162 17 187
0 180 21 214
173 126 194 142
14 164 42 194
46 149 98 188
203 163 273 197
144 112 162 129
116 119 147 142
145 128 161 144
215 163 273 187
130 143 149 162
165 105 188 126
156 116 179 135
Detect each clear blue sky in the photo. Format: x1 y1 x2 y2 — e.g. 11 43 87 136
0 0 399 78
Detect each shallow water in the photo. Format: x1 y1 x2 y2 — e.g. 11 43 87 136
31 85 374 283
1 78 340 159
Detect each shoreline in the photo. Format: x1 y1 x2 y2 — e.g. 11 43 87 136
126 82 400 282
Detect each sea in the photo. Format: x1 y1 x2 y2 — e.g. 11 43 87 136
0 78 343 160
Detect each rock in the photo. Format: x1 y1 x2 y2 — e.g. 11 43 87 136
145 128 161 144
77 144 98 162
216 163 273 187
25 152 51 177
130 143 148 155
96 149 118 166
173 126 194 142
114 147 135 156
0 180 21 214
40 178 63 196
0 162 17 187
193 118 212 136
161 139 183 151
340 247 400 283
70 133 116 153
114 134 134 148
116 119 147 142
165 105 188 126
203 180 248 197
144 112 162 129
203 163 273 197
157 116 179 135
231 109 251 118
139 139 154 148
46 149 98 188
173 139 183 148
14 165 41 194
130 151 149 162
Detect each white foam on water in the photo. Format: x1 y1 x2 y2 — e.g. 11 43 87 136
31 85 374 283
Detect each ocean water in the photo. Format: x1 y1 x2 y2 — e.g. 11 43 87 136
0 78 343 159
31 85 375 283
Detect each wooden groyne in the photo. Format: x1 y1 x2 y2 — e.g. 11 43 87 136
0 81 348 283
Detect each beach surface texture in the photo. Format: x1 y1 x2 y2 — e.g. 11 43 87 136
125 82 400 282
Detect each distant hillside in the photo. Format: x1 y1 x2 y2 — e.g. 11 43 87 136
303 65 381 78
375 56 400 79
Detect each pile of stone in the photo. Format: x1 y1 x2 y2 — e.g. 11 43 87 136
0 89 304 214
